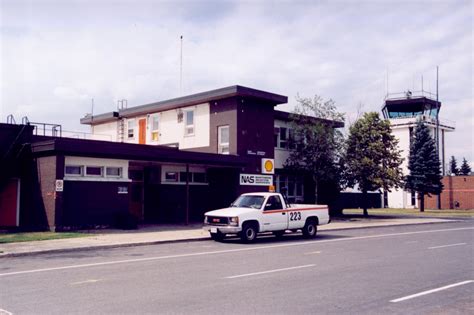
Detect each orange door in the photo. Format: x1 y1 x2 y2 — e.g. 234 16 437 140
138 119 146 144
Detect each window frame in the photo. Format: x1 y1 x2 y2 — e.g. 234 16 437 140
184 110 195 136
165 172 178 182
150 114 160 142
276 174 304 202
127 119 135 139
105 166 122 178
264 195 283 211
218 125 230 154
85 166 104 177
65 165 83 177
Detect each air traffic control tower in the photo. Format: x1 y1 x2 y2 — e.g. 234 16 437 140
381 91 455 208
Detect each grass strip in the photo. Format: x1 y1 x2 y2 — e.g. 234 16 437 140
0 232 91 244
343 208 474 218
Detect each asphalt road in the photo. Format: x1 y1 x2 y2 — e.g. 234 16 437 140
1 221 473 314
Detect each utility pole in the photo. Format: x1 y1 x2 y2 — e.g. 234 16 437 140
436 66 441 210
180 35 183 95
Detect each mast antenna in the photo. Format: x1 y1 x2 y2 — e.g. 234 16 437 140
180 35 183 95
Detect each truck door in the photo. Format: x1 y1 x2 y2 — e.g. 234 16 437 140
261 195 288 232
287 207 304 230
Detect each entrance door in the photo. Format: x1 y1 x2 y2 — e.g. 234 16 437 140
138 118 146 144
0 178 20 227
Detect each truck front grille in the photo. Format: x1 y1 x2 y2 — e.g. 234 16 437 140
207 216 229 225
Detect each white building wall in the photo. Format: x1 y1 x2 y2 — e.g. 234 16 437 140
157 103 210 149
90 103 210 149
91 121 118 142
387 117 454 209
64 156 130 182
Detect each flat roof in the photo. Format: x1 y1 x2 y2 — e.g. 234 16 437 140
31 137 249 168
274 110 345 128
81 85 288 125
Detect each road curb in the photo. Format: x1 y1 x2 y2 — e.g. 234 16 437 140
0 219 461 258
0 237 210 258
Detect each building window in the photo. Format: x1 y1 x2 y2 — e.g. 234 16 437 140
165 172 178 182
179 172 192 183
150 115 159 141
65 165 83 176
193 172 207 183
106 167 122 178
218 125 230 154
411 190 416 206
279 127 288 149
86 166 103 177
276 175 304 203
275 127 295 150
127 119 135 138
184 110 194 136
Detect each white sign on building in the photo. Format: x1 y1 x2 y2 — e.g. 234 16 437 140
240 174 273 186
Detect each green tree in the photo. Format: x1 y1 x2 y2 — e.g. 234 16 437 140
405 121 443 212
460 158 472 175
284 95 345 212
449 156 458 175
344 112 404 216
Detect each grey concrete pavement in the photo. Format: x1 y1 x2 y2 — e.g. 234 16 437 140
0 217 458 257
1 221 473 314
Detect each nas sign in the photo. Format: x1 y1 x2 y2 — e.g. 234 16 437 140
240 174 273 186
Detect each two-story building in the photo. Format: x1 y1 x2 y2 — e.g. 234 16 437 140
0 85 344 231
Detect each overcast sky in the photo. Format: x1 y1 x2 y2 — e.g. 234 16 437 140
1 0 472 166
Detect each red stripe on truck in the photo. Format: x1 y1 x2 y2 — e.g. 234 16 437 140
263 207 328 214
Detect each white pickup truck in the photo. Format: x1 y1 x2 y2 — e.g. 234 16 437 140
203 192 330 242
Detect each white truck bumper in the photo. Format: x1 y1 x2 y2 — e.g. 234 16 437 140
203 225 242 234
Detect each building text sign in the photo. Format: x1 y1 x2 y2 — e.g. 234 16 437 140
240 174 273 186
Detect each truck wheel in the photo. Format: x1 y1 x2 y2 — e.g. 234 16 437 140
210 231 224 241
302 220 317 238
241 223 257 243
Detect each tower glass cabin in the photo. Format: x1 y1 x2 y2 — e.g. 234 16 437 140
382 91 440 120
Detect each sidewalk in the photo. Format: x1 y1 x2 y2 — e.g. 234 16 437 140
0 217 457 258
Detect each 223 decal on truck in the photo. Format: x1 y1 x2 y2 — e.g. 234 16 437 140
203 192 330 243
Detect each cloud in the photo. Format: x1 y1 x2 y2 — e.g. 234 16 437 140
0 0 472 163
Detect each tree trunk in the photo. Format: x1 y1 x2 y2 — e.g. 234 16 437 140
313 176 318 204
362 190 368 216
419 192 425 212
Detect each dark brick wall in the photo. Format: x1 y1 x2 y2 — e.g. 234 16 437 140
62 180 130 227
146 184 211 223
209 97 239 154
36 156 58 230
425 176 474 210
237 98 275 174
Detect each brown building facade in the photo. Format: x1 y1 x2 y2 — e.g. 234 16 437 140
425 176 474 210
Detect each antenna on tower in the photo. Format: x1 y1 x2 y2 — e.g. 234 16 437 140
180 35 183 95
91 98 94 123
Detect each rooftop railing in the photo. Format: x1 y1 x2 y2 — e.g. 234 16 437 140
385 90 438 102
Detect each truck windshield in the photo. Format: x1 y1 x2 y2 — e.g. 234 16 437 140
231 195 265 209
